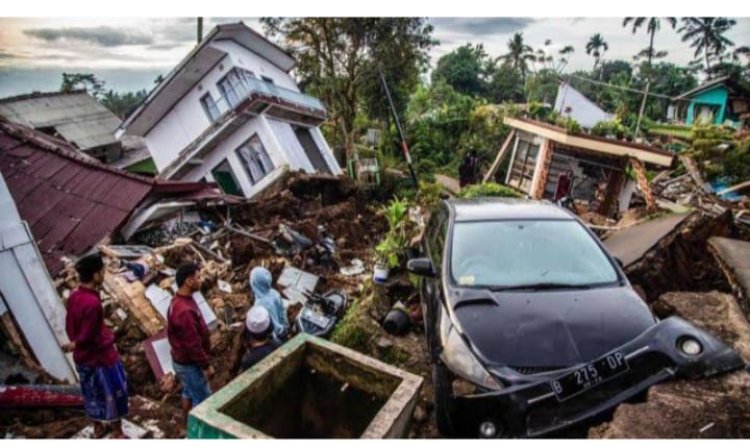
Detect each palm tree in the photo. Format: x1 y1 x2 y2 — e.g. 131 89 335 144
677 17 737 77
499 32 535 78
622 17 677 138
585 34 609 78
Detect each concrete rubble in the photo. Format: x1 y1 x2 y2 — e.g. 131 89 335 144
0 171 393 438
3 152 750 439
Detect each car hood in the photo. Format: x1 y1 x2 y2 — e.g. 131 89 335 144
451 286 656 368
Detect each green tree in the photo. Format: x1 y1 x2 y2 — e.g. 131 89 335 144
431 43 489 97
678 17 737 77
100 89 148 119
486 63 525 103
585 33 609 77
498 33 535 78
60 73 105 99
622 17 677 137
525 69 560 104
600 60 633 83
261 18 435 157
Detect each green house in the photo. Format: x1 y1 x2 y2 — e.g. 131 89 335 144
674 76 750 126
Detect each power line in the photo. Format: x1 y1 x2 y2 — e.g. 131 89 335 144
563 74 690 102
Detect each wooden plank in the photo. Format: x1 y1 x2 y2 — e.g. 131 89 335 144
531 140 554 199
103 272 164 336
483 130 516 183
679 154 713 194
630 158 656 210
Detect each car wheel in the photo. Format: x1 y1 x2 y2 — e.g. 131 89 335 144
432 361 456 437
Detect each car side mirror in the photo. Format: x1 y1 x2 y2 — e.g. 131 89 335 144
407 257 436 277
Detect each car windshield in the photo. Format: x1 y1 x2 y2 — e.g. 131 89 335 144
450 219 619 289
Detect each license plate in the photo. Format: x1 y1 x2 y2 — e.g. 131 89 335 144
550 351 629 401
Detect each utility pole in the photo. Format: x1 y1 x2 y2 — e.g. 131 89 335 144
379 68 419 190
197 17 204 44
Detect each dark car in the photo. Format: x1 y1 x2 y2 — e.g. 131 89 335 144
408 198 744 438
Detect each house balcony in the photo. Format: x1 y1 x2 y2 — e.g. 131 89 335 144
160 79 327 180
213 78 327 126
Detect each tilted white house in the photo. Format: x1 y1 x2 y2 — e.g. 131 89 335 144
117 22 341 198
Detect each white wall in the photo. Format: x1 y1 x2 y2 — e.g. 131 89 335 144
266 118 315 173
0 174 77 383
310 126 342 175
182 116 290 197
144 53 232 171
211 40 299 92
555 83 613 129
143 41 303 173
142 37 340 184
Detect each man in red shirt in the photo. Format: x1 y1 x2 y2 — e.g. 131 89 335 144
64 253 128 438
168 263 214 419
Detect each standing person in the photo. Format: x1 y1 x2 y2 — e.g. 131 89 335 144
249 266 288 341
168 263 213 419
64 253 128 438
458 153 473 189
468 150 480 185
240 306 281 372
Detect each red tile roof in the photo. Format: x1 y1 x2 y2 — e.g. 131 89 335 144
0 119 226 275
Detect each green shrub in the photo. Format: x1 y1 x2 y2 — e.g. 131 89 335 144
459 182 524 199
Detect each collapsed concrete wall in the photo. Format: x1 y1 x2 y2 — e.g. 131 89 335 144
620 212 736 302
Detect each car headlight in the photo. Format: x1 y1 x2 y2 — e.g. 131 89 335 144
439 312 503 391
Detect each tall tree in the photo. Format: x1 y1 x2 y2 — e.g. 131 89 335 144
677 17 737 77
431 44 489 97
261 18 435 157
534 39 575 74
486 63 525 103
622 17 677 137
585 33 609 77
498 33 535 78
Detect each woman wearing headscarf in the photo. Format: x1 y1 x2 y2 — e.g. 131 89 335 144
249 266 289 341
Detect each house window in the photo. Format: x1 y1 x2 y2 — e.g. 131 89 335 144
218 68 247 108
200 93 221 123
507 138 540 194
211 159 242 196
236 134 274 185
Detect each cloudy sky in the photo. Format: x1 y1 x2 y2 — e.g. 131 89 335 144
0 17 748 97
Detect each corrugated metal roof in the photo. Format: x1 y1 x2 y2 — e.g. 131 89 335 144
0 91 122 151
0 119 153 275
0 119 229 275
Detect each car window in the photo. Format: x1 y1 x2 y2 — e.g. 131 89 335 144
426 209 447 269
450 219 618 288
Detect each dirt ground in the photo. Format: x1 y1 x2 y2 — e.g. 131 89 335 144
4 172 750 439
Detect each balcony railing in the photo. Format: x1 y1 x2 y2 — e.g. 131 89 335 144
209 78 326 123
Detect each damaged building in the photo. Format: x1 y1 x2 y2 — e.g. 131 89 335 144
116 22 342 198
0 118 225 383
489 117 675 217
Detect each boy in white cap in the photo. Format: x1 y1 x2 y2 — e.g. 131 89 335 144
241 306 281 371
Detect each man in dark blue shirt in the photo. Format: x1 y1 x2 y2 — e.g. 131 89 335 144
241 306 281 371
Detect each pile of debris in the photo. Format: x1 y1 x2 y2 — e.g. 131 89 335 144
2 172 390 438
650 155 750 227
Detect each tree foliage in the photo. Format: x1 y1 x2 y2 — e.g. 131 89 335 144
261 18 436 154
431 43 489 97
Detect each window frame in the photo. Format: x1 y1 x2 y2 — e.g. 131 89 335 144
235 133 275 186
